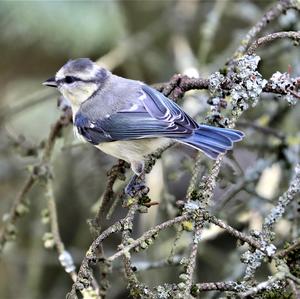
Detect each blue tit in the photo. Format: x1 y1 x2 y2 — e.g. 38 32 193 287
43 58 244 194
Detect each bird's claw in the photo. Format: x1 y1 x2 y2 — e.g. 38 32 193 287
125 182 149 197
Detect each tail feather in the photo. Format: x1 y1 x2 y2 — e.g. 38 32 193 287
177 125 244 159
194 131 232 149
200 125 244 141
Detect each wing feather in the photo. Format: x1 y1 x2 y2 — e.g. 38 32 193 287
74 84 198 144
140 84 199 130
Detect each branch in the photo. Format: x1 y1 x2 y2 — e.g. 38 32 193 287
107 214 190 262
68 214 129 298
0 175 36 253
242 163 300 281
92 159 129 230
122 255 182 273
155 71 299 103
191 281 245 295
41 108 72 163
247 31 300 55
232 0 297 58
238 260 299 298
276 239 300 258
44 179 78 283
92 139 174 232
208 215 263 253
120 204 155 298
239 272 286 298
0 108 72 254
263 163 300 237
180 157 224 297
155 75 209 100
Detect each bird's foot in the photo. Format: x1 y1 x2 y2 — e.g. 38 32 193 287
125 181 149 198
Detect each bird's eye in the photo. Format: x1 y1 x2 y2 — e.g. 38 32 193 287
64 76 76 84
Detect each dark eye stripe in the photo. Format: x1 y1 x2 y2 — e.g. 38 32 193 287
57 76 100 85
57 77 77 85
58 76 81 84
65 76 76 84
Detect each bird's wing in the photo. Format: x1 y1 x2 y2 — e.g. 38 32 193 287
139 84 199 130
74 84 198 144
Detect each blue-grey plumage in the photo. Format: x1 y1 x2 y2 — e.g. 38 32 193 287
43 58 244 176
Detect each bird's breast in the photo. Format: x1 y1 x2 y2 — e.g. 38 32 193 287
96 138 171 163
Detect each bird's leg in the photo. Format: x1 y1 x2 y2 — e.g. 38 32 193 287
125 161 149 197
125 174 138 196
125 174 145 197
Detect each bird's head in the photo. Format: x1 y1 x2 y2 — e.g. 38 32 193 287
43 58 109 108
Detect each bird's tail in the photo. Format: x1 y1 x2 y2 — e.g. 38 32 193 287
176 125 244 159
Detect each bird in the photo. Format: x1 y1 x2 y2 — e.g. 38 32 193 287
43 58 244 195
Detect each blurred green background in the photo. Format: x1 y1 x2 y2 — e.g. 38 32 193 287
0 1 299 298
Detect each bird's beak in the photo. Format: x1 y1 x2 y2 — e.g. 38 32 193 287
43 77 57 88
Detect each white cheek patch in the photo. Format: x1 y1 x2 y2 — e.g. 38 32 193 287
60 83 98 110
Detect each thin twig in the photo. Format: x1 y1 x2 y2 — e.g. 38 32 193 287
0 109 72 254
92 160 129 230
208 215 263 253
232 0 296 58
108 214 190 262
247 31 300 55
120 204 155 298
276 239 300 258
45 179 78 283
68 216 128 298
181 157 224 297
191 281 245 294
0 175 36 253
182 222 202 298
